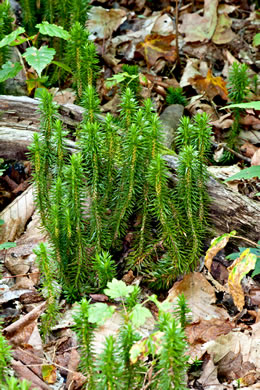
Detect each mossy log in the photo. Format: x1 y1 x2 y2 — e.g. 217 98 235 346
1 95 260 243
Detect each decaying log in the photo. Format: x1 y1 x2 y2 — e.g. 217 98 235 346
164 155 260 244
1 95 260 243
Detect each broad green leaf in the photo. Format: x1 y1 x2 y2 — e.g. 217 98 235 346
253 33 260 46
130 304 152 327
36 22 70 40
221 101 260 110
104 279 134 299
0 242 16 250
10 35 36 46
225 166 260 182
0 61 22 82
22 46 55 77
228 249 257 311
52 60 72 73
88 303 114 325
0 27 25 48
0 219 4 225
205 231 236 271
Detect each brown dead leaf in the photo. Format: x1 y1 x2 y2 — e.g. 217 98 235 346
136 33 176 68
179 0 218 42
186 319 234 345
152 14 174 35
3 302 46 346
167 272 229 322
228 249 257 311
251 148 260 166
210 113 233 129
87 7 127 39
240 142 258 158
189 69 228 101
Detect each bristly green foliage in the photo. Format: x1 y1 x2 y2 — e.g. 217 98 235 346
121 64 140 98
34 243 61 341
166 86 187 106
30 84 212 294
0 0 13 92
155 313 189 390
19 0 36 35
66 22 90 99
73 279 189 389
2 377 32 390
73 298 96 389
0 321 12 383
92 251 117 290
224 62 251 161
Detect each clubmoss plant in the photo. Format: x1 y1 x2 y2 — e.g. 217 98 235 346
166 86 187 106
73 279 189 389
34 243 61 341
0 0 13 92
224 62 251 160
30 84 212 294
0 322 12 383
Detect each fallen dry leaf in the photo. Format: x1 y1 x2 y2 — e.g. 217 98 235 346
228 249 257 311
210 113 233 130
205 231 236 272
240 142 258 158
167 272 229 322
87 6 127 39
180 58 201 88
151 14 174 35
136 33 176 68
189 69 228 101
186 319 234 345
251 148 260 166
212 13 236 45
179 0 218 42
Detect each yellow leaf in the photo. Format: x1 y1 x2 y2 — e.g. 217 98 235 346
205 231 236 271
228 249 257 311
42 364 57 384
136 34 177 68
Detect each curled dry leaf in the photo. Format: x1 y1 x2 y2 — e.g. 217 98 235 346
179 0 218 42
205 231 236 272
251 148 260 166
212 13 236 45
189 69 228 101
136 33 176 68
228 249 257 311
87 7 127 39
240 142 258 158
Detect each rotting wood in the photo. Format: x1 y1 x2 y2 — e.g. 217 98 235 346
1 95 260 243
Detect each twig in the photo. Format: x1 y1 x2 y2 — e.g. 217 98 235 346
213 142 251 164
175 0 180 67
232 235 260 248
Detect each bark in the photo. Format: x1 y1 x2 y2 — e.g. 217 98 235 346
164 155 260 244
1 95 260 243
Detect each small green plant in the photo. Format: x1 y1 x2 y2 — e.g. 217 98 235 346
73 279 189 389
226 240 260 277
224 62 251 160
34 243 61 341
0 321 12 383
30 82 212 295
106 66 141 97
0 22 71 94
166 86 187 106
